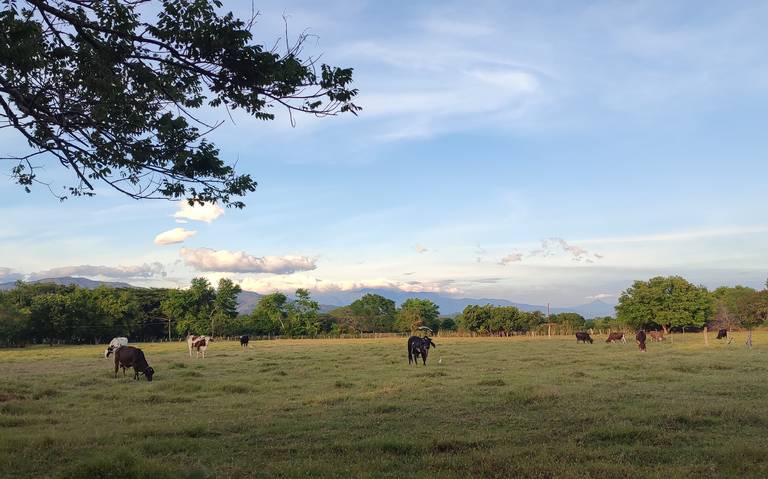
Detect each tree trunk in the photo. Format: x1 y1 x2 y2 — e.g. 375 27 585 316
746 329 753 348
703 326 709 347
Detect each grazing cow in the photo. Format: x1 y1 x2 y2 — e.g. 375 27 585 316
648 331 665 342
407 336 436 366
606 332 627 344
716 329 728 340
240 335 250 349
114 346 154 381
187 334 212 358
104 337 128 358
636 330 647 352
575 332 593 344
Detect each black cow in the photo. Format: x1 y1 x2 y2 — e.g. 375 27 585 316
114 346 155 381
240 335 250 348
716 329 728 340
635 330 647 352
407 336 436 365
575 332 593 344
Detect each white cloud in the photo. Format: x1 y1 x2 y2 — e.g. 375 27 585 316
526 238 597 262
237 275 461 295
180 248 317 274
499 253 523 265
415 244 428 254
0 267 23 283
29 263 166 280
154 227 197 246
585 293 615 300
173 202 224 223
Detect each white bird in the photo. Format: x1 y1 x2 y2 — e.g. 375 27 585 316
438 357 442 364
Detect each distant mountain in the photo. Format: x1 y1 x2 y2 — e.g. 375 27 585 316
0 276 134 291
303 288 616 318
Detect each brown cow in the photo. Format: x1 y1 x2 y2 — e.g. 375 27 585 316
636 330 647 351
186 334 212 358
716 329 728 340
606 332 627 344
649 331 665 342
114 346 155 381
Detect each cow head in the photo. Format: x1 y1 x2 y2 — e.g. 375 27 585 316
105 346 114 358
144 367 155 382
423 337 436 349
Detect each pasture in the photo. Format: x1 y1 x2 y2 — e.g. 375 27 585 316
1 333 768 478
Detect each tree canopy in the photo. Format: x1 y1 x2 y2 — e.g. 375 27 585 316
616 276 713 332
0 0 358 206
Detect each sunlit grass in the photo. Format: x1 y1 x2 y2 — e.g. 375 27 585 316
1 332 767 478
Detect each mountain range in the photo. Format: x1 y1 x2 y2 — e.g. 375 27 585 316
0 277 616 318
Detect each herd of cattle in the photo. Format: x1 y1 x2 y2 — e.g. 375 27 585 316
104 328 732 381
575 328 731 352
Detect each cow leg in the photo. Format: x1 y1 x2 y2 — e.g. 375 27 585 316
114 363 119 378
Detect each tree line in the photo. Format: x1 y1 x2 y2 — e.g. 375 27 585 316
1 275 767 347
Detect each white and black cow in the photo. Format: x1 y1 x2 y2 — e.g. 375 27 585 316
104 337 128 358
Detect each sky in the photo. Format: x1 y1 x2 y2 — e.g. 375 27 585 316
1 0 767 306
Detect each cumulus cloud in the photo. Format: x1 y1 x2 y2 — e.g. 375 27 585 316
415 244 428 254
499 253 523 265
154 227 197 245
237 275 461 295
180 248 317 274
29 263 166 280
0 267 23 283
174 202 224 223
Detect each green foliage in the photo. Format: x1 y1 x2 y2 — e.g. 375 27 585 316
0 1 358 205
394 298 439 333
440 317 458 331
548 312 586 334
459 305 545 335
349 294 396 333
616 276 713 331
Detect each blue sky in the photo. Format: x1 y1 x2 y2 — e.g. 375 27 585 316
1 0 767 306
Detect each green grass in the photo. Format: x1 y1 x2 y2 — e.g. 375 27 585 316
1 332 767 478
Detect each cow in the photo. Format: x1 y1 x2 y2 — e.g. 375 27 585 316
407 336 436 366
114 346 154 381
575 332 593 344
187 334 212 358
648 331 665 342
636 330 647 352
716 329 728 340
240 335 250 349
606 332 627 344
104 337 128 358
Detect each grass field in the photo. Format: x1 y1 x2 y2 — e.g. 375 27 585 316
1 333 768 478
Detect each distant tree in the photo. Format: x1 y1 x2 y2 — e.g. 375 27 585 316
0 296 30 347
327 305 355 334
0 0 358 205
616 276 713 333
395 298 439 333
549 312 586 335
440 317 457 331
211 278 241 336
711 286 756 331
739 290 768 348
349 294 396 333
287 288 320 336
249 292 289 336
459 304 493 334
